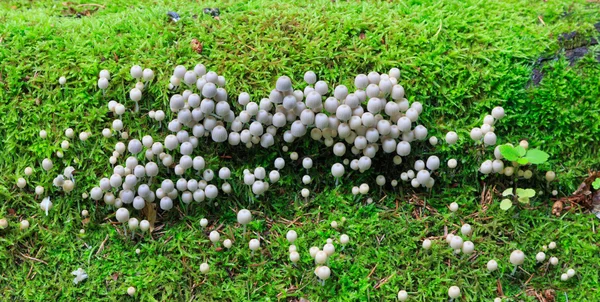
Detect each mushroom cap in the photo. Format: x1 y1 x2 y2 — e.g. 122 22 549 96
209 231 220 243
448 286 461 298
483 132 497 146
462 241 475 254
487 259 498 271
450 235 464 249
397 290 408 301
304 71 317 84
286 230 297 243
276 76 293 92
510 250 525 265
249 239 260 251
115 208 130 223
536 252 546 262
331 163 345 178
237 209 252 225
445 131 458 145
200 263 210 274
316 266 331 280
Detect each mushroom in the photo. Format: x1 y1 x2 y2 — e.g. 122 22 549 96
536 252 546 263
315 266 331 285
127 286 136 297
548 242 556 249
445 132 458 145
209 231 220 246
249 238 260 252
422 239 432 250
397 290 408 301
286 230 297 243
487 259 498 272
116 208 130 235
549 257 559 266
200 262 210 274
20 220 30 230
448 286 461 300
509 250 525 275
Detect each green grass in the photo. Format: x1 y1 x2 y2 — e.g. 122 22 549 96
1 0 600 300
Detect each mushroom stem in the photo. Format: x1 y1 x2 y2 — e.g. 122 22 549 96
123 225 128 237
335 178 339 187
511 265 518 275
131 230 136 240
134 102 139 113
243 225 247 235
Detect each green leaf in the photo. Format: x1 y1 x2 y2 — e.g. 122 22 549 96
500 199 513 210
518 196 530 204
502 188 514 196
593 178 600 190
514 146 526 156
524 149 549 164
517 158 529 165
516 188 536 198
499 145 520 161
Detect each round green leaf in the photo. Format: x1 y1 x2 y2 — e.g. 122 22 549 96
500 199 513 210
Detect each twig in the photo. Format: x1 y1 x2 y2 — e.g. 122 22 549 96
18 253 48 265
76 3 105 8
367 264 377 278
95 234 109 257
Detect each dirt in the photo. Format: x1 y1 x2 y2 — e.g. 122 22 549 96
529 21 600 86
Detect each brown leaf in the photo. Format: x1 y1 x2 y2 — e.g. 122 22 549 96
544 289 555 302
111 272 118 281
496 279 504 297
552 200 563 217
8 208 15 215
191 39 203 54
113 52 119 63
359 32 365 40
141 202 157 230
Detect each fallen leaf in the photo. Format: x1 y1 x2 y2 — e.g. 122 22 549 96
359 32 365 40
111 272 118 281
191 39 203 54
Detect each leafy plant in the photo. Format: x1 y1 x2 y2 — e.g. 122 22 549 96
500 188 536 210
498 144 549 165
593 178 600 190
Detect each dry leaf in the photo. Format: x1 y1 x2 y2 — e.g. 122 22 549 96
191 39 203 54
142 202 157 230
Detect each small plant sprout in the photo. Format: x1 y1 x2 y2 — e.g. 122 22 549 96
72 268 88 284
461 224 472 236
59 76 66 85
509 250 525 275
397 290 408 301
200 218 208 228
116 208 130 236
500 188 536 211
548 242 556 249
249 239 260 253
127 286 136 297
209 231 220 246
315 266 331 285
200 263 210 274
536 252 546 263
448 286 461 301
422 239 432 250
567 268 575 278
549 257 559 266
237 209 252 233
286 230 298 243
20 219 30 230
487 259 498 272
449 202 459 213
